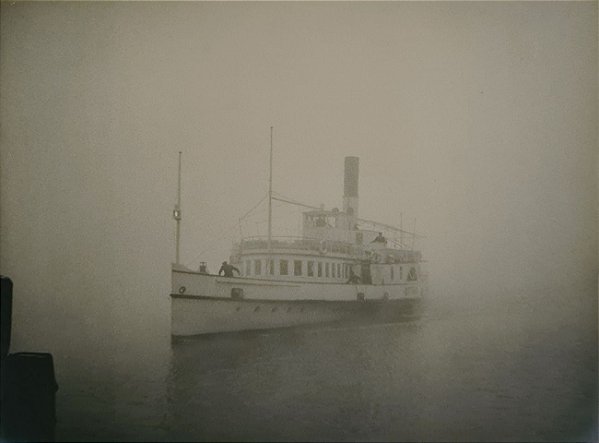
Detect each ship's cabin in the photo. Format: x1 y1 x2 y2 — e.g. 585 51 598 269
232 253 420 286
229 206 422 285
225 156 423 286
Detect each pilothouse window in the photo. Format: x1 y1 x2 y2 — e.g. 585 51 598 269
254 260 262 275
407 267 418 281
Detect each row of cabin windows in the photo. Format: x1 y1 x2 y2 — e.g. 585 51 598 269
243 259 418 281
389 266 416 281
244 259 349 279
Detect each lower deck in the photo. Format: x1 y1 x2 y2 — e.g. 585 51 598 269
171 267 425 335
172 269 423 303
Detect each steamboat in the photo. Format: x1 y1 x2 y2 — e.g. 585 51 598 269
171 132 426 336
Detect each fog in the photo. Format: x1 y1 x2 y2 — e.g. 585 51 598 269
1 1 596 364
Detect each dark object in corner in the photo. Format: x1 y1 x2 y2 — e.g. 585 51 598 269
1 276 58 442
1 276 12 360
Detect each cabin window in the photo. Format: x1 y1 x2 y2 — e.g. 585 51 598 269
307 261 314 277
400 266 403 280
332 263 336 278
317 262 323 277
407 267 418 281
268 259 274 275
325 262 330 278
245 260 251 276
337 263 341 278
294 260 303 276
280 260 288 276
391 266 394 281
254 260 262 275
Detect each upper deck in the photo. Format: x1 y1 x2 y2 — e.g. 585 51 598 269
230 156 423 268
233 235 422 264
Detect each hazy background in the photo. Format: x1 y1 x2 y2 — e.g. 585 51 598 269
1 0 597 381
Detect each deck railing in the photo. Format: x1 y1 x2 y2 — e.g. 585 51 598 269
235 236 422 263
237 236 357 256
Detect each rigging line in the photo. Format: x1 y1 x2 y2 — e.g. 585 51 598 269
187 230 238 264
272 191 330 212
182 226 223 260
271 195 321 210
187 238 227 262
358 217 425 238
272 192 426 239
186 214 247 262
274 193 424 238
203 215 243 243
183 196 290 267
238 194 268 221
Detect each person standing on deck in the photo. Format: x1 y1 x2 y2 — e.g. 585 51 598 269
218 261 240 277
372 232 387 245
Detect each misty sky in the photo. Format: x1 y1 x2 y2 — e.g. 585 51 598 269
1 2 596 350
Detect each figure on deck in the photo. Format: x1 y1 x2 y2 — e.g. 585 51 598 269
218 261 240 277
372 232 387 245
347 268 361 284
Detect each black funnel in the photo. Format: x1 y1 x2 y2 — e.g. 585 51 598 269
344 156 359 198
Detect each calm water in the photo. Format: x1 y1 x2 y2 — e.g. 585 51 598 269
52 291 597 442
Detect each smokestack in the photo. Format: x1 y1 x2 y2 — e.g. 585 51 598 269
343 156 359 219
344 157 359 198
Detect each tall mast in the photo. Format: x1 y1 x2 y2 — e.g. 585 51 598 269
267 126 273 272
174 151 182 265
400 212 403 248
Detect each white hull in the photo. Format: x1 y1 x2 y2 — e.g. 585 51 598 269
171 295 421 336
171 269 423 336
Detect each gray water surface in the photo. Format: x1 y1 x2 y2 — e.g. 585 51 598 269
53 291 597 442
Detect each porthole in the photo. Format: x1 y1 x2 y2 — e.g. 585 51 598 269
178 286 186 294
